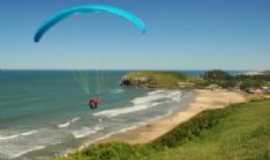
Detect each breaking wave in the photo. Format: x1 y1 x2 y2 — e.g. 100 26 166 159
94 102 162 118
72 126 104 138
11 146 46 159
0 128 65 159
57 117 80 128
0 130 38 141
94 90 182 118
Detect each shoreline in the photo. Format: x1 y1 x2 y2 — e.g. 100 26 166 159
64 90 195 155
98 89 246 144
64 89 246 157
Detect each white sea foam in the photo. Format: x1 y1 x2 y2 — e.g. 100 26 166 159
0 128 64 159
132 90 182 105
94 102 162 118
20 130 38 136
58 117 81 128
167 91 182 102
94 90 182 118
131 94 165 105
58 122 71 128
0 130 38 141
131 90 168 105
71 117 80 123
0 134 19 141
10 145 46 159
72 126 104 138
148 90 164 95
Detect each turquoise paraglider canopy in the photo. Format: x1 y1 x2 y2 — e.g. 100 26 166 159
34 4 146 42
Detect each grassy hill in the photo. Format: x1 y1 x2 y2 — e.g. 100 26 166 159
122 71 191 88
55 99 270 160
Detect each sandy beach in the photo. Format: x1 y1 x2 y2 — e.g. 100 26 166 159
75 89 246 152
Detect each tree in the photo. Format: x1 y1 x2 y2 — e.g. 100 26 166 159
239 79 262 91
202 70 232 81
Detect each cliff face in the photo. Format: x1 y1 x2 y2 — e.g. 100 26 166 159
120 75 157 88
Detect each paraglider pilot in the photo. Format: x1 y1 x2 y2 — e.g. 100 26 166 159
88 97 102 109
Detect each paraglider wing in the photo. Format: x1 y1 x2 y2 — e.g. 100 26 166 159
34 4 146 42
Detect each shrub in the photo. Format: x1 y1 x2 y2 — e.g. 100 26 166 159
202 70 232 81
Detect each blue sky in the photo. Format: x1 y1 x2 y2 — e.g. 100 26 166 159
1 0 270 70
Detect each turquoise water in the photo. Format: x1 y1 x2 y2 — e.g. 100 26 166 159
0 71 141 129
0 71 192 159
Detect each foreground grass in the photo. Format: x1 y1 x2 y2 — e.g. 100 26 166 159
56 100 270 160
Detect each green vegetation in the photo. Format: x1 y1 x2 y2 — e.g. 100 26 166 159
199 70 270 92
239 79 262 91
123 71 189 88
202 69 232 81
197 70 237 88
121 70 270 93
127 71 187 81
55 100 270 160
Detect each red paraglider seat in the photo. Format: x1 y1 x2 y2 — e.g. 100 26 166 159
88 97 102 109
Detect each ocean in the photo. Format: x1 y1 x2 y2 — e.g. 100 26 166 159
0 70 194 159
